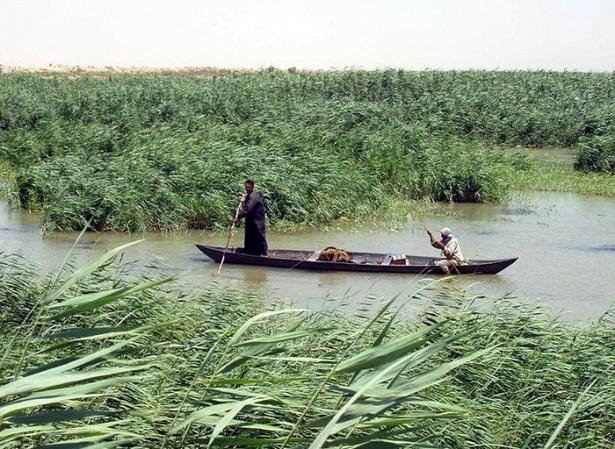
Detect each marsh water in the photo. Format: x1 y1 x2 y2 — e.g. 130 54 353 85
1 191 614 321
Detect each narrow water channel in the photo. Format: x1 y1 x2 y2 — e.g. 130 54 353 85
1 191 614 320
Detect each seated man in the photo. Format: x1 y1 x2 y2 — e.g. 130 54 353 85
425 227 465 274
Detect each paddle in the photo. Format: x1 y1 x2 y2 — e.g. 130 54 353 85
217 195 246 276
425 226 444 250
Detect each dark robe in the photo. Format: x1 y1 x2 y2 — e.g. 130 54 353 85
238 192 268 255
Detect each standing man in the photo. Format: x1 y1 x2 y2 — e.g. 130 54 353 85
235 179 268 256
425 227 464 274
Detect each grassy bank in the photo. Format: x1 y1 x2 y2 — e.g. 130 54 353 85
509 147 615 197
515 163 615 197
1 70 614 231
1 247 614 448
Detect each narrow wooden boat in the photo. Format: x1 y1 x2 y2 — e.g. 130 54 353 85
196 244 517 275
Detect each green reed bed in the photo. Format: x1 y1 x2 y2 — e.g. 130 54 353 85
1 246 613 448
1 70 614 231
0 109 516 233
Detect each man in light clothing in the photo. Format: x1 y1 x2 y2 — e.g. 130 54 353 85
425 227 464 274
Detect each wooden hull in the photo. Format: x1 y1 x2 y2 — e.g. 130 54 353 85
196 244 517 275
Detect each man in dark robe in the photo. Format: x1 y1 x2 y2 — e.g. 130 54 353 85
235 179 268 256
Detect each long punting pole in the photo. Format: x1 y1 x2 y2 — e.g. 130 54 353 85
217 196 245 276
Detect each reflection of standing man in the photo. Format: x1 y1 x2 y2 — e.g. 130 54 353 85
235 179 268 256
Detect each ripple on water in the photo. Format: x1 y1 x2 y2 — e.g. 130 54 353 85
498 208 535 216
0 225 30 232
589 244 615 252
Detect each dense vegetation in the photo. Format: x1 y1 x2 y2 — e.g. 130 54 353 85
1 246 613 448
1 70 614 231
576 133 615 173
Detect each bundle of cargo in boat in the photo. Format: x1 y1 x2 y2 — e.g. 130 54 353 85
390 255 408 265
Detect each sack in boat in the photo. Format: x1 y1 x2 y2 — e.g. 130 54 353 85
318 246 352 263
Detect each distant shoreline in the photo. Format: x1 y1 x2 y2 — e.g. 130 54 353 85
0 64 259 75
1 64 614 75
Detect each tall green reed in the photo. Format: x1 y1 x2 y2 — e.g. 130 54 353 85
1 243 613 448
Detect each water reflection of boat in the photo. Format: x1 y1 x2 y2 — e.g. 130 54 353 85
196 244 518 275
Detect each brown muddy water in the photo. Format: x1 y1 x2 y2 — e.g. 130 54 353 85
1 192 614 321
